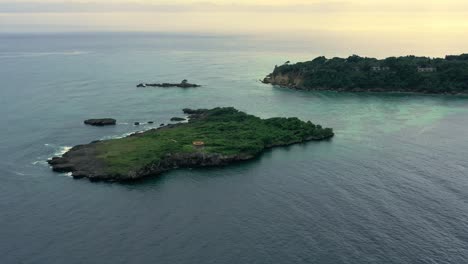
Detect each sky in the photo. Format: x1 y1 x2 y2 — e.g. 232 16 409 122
1 0 468 55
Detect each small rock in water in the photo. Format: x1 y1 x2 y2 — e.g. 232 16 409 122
84 118 116 126
137 80 200 88
170 117 186 122
134 122 140 126
160 123 165 127
148 121 154 124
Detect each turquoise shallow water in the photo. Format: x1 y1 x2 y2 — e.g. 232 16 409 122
1 33 468 264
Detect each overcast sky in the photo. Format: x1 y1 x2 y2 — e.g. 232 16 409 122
1 0 468 38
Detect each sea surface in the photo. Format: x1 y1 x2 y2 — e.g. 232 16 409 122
1 33 468 264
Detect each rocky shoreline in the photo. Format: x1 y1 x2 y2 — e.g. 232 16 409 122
48 144 254 182
48 131 332 182
48 108 334 182
262 76 468 95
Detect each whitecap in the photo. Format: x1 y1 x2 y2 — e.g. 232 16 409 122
32 160 48 166
182 116 190 123
55 146 72 156
100 131 135 140
99 125 161 140
43 144 72 160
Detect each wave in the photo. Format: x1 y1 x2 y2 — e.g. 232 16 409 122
32 160 48 166
0 50 89 59
32 144 73 167
46 144 72 156
100 129 148 140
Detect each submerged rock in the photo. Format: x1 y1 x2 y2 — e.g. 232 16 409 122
84 118 116 126
170 117 186 122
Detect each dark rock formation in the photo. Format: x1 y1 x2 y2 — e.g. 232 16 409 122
170 117 186 122
136 80 200 88
134 122 140 126
48 142 108 180
48 148 254 182
182 108 208 115
84 118 116 126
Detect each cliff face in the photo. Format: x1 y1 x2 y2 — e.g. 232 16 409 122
47 135 332 182
49 148 253 182
263 72 305 89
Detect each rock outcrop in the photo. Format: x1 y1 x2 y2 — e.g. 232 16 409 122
170 117 186 122
84 118 116 126
262 73 305 89
137 80 200 88
49 148 253 182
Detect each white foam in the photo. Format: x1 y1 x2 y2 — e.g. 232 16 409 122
455 164 466 171
32 160 48 166
100 125 160 140
42 144 72 163
100 131 136 140
55 146 72 156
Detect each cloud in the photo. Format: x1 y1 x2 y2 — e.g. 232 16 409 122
2 1 468 14
0 1 353 13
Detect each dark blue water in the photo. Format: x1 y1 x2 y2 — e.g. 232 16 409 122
1 33 468 264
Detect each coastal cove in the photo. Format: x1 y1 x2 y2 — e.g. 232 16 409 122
2 33 468 264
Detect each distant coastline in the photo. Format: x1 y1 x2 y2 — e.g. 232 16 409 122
263 54 468 95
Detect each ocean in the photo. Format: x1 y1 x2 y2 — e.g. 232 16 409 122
1 33 468 264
